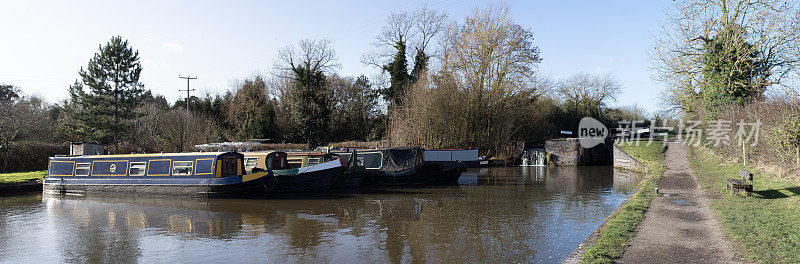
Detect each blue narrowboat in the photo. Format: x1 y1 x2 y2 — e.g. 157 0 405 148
44 152 274 197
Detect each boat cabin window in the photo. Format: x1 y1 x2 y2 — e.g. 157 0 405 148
306 158 320 166
129 162 146 176
287 158 303 169
75 163 91 176
172 161 193 176
244 157 258 170
360 152 383 169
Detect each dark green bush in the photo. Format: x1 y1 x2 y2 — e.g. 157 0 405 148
0 141 68 172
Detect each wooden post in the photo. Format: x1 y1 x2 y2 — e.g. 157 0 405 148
742 143 747 168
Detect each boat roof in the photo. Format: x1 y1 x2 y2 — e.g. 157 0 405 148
65 152 234 158
286 151 337 156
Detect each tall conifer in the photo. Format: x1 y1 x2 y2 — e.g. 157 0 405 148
68 36 146 153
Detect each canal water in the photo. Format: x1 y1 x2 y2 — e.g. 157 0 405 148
0 167 641 263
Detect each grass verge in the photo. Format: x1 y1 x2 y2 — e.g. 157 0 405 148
0 170 47 184
690 146 800 263
581 142 667 263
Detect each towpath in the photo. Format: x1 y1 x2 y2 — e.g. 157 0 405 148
617 141 743 263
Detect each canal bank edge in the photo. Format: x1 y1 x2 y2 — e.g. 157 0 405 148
0 170 46 196
0 180 43 196
562 142 667 264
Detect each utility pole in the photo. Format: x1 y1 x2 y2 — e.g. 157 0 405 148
179 75 197 152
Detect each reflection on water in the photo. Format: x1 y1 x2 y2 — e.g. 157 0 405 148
0 167 641 263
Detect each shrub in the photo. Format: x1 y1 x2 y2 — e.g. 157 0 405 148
767 113 800 166
1 141 68 172
705 96 800 178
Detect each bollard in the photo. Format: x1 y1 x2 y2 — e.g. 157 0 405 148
654 187 659 195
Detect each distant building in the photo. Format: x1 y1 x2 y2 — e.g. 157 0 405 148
69 142 104 155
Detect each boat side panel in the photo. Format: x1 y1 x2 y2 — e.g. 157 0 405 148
49 160 75 176
148 159 172 176
43 173 273 198
91 160 129 176
49 154 221 178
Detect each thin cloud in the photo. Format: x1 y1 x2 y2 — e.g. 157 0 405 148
593 67 607 74
141 58 160 69
162 41 183 52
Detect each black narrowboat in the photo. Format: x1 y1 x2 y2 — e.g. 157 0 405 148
243 151 343 193
335 147 467 187
338 147 440 187
331 149 366 189
431 162 467 185
44 152 274 197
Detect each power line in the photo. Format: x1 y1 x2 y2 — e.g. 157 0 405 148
178 75 197 152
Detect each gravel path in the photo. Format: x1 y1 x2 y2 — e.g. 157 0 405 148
617 141 743 263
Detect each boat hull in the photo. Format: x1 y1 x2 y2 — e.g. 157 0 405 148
271 160 342 193
360 163 440 187
43 173 274 198
432 162 466 186
332 167 365 189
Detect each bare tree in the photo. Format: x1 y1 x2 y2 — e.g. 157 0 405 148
0 94 51 171
225 75 274 140
264 76 296 140
158 109 220 152
363 6 449 71
557 73 622 109
556 73 623 126
654 0 800 111
132 101 168 152
390 3 545 159
362 11 416 68
414 6 449 58
276 39 339 75
440 3 542 97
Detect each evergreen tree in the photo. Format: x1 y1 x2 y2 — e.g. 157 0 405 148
277 39 338 148
290 66 330 148
382 40 411 107
0 84 19 102
68 36 146 153
328 75 382 142
410 49 429 83
252 101 277 139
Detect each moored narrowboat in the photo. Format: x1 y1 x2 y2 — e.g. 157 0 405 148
44 152 274 197
339 147 440 187
432 162 467 185
330 149 366 189
243 151 342 193
423 148 480 168
335 147 466 187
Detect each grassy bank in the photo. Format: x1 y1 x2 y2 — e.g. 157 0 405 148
690 146 800 263
581 142 667 263
0 171 47 184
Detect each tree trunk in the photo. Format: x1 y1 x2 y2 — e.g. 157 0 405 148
1 144 7 173
114 82 119 154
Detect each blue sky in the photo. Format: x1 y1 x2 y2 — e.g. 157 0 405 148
0 0 672 114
